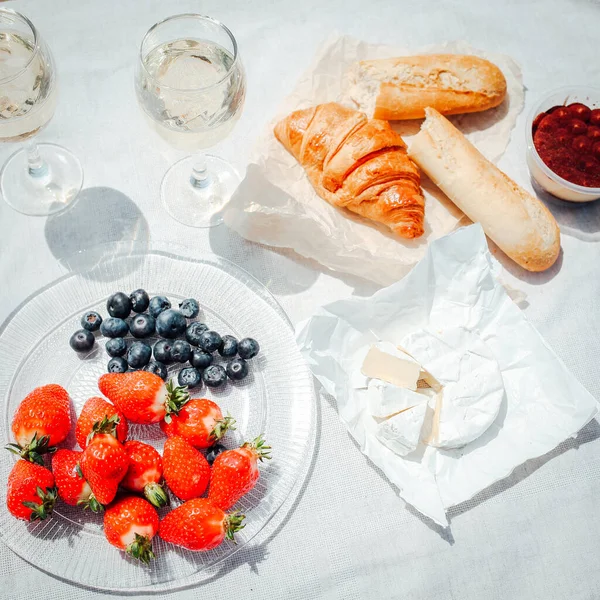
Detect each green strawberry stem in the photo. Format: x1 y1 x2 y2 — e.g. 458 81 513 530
77 492 103 513
87 414 121 444
5 433 55 465
211 414 236 442
224 511 246 543
144 482 168 509
22 485 57 521
242 434 272 462
163 380 190 423
127 533 155 565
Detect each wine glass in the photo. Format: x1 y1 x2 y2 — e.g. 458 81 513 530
135 14 246 228
0 9 83 216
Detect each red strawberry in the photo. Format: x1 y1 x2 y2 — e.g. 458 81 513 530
7 460 57 521
208 435 271 510
9 384 71 463
75 396 128 449
51 449 101 512
121 441 167 508
98 372 189 424
104 496 159 564
159 498 244 551
80 434 129 505
159 398 235 449
162 436 210 501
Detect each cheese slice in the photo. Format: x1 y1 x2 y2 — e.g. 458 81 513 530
368 379 428 418
376 402 428 456
361 341 421 390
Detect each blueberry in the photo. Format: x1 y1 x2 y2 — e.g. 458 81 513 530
69 329 95 353
107 292 131 319
130 313 156 338
106 337 127 358
219 335 238 358
80 311 102 332
127 341 152 368
100 317 129 338
153 339 173 364
178 298 200 319
238 338 260 359
202 364 227 387
178 367 202 388
205 443 227 465
143 360 168 381
156 309 187 339
171 340 192 363
185 322 209 346
129 289 150 313
149 295 171 318
107 357 128 373
226 358 249 381
190 349 213 370
198 330 222 353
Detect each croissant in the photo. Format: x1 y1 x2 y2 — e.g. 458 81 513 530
274 102 425 238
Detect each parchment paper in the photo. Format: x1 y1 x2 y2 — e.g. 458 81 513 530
224 35 524 285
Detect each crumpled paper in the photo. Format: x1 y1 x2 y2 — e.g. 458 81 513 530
295 224 599 526
225 35 524 285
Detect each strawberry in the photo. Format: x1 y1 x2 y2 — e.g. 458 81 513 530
51 449 101 512
98 372 189 424
75 396 128 449
7 460 57 521
121 441 167 508
162 436 210 501
159 398 235 449
104 496 159 564
80 434 129 505
208 435 271 511
159 498 245 551
9 384 71 463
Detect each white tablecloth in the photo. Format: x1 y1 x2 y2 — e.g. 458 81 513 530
2 0 600 598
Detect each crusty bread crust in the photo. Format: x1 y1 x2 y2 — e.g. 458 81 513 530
349 54 507 120
408 108 560 271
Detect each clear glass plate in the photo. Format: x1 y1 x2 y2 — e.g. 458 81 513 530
0 247 317 592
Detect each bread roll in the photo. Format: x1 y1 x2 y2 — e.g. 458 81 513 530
408 108 560 271
348 54 507 120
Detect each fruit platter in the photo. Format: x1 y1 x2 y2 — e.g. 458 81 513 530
0 248 317 592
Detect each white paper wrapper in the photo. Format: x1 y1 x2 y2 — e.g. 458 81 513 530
225 35 524 285
295 224 599 526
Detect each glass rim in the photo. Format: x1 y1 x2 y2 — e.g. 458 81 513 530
0 8 40 85
138 13 240 92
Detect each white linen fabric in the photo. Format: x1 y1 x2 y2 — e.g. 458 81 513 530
1 0 600 598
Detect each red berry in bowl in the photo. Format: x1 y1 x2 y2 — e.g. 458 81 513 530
572 135 592 153
592 142 600 160
553 107 570 120
590 109 600 127
588 126 600 140
568 119 587 136
567 103 592 122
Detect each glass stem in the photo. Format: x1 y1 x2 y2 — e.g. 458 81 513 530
26 141 49 178
190 154 211 189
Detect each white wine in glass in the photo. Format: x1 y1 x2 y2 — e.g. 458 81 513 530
135 14 246 228
0 9 83 216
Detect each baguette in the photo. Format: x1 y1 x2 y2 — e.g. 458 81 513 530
348 54 507 120
408 108 560 271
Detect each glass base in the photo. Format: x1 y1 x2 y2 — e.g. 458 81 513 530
0 143 83 216
161 154 240 228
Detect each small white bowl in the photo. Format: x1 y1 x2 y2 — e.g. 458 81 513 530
526 86 600 202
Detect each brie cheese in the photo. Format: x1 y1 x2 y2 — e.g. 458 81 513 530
401 327 505 449
361 341 421 390
368 379 428 418
376 402 428 456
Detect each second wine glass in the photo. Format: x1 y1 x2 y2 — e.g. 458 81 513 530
135 14 246 228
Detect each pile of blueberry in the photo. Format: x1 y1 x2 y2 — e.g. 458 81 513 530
69 289 260 388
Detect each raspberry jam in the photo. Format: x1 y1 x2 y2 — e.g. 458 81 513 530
533 103 600 188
